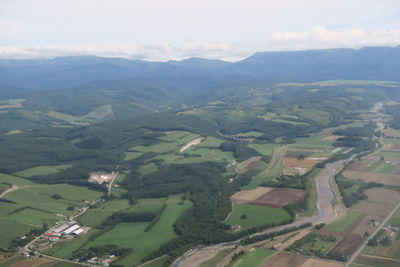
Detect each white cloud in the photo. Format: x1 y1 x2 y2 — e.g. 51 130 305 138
268 26 400 50
0 27 399 61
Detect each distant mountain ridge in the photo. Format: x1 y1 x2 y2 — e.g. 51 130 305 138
1 46 400 94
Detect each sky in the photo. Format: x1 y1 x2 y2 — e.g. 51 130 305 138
1 0 400 61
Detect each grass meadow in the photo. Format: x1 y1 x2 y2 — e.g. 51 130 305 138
224 204 291 229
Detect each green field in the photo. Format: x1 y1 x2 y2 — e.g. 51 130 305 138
372 150 400 158
0 255 25 267
132 142 179 153
47 105 114 124
248 143 274 156
15 165 72 178
199 136 225 147
185 147 235 161
324 213 360 232
294 134 334 146
243 145 286 190
365 161 395 173
89 195 192 266
124 151 142 161
0 174 103 248
232 248 275 267
224 204 291 229
139 163 159 175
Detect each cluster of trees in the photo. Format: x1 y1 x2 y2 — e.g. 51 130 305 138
336 177 383 207
334 136 376 152
219 142 260 161
384 104 400 129
287 232 346 261
333 122 376 137
71 244 131 262
145 204 167 232
262 174 307 189
101 211 157 229
368 230 391 247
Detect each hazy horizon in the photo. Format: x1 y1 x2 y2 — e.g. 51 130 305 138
1 0 400 61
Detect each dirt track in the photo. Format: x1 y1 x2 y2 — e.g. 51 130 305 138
0 184 19 198
179 137 204 153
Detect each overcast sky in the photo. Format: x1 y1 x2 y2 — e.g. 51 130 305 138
1 0 400 61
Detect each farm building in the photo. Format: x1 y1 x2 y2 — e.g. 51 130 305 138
72 228 84 235
62 224 80 235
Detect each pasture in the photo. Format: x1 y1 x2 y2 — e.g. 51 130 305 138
324 213 361 232
15 165 72 178
224 204 291 229
89 195 192 266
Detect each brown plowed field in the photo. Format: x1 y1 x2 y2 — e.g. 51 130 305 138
248 188 307 208
331 234 363 255
319 214 369 256
259 252 308 267
230 187 273 203
342 170 400 186
365 188 400 204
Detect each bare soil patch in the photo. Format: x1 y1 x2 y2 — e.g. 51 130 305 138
365 188 400 204
179 137 204 153
0 184 19 198
259 252 308 267
248 188 307 208
322 135 344 141
342 170 400 186
231 187 274 203
301 258 344 267
88 171 115 184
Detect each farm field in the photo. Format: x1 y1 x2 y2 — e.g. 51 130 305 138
258 251 343 267
89 195 192 266
0 173 103 249
232 248 275 267
243 145 287 189
224 204 291 229
14 165 72 178
324 213 361 232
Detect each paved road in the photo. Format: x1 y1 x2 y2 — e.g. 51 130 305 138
107 171 119 196
345 201 400 267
